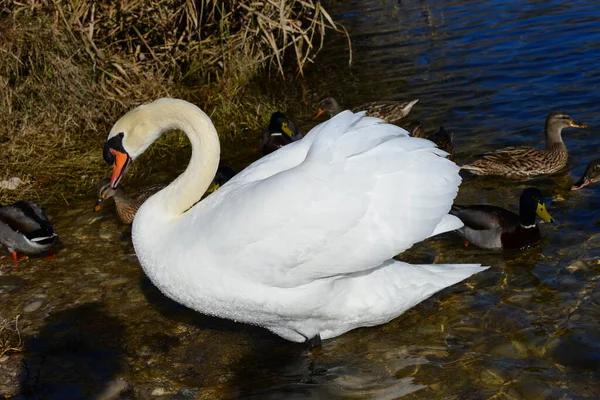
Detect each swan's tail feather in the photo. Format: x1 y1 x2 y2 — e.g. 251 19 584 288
408 263 489 288
321 261 488 340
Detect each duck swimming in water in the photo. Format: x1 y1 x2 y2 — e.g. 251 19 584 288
450 187 553 250
314 97 418 124
461 112 586 179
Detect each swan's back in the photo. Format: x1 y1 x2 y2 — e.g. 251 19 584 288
173 111 462 287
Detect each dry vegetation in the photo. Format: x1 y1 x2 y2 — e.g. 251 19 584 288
0 315 23 357
0 0 345 204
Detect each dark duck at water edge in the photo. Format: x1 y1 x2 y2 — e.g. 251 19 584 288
461 111 587 178
0 201 58 261
449 187 554 250
571 159 600 190
313 96 419 124
407 121 454 157
260 112 302 156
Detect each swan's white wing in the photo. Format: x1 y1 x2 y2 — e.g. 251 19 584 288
181 111 462 287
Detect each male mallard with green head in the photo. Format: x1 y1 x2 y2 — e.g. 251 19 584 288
450 187 553 250
260 112 302 156
461 111 586 178
0 200 58 261
571 159 600 190
313 97 419 124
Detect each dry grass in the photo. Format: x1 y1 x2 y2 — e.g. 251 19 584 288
0 315 23 357
0 0 347 205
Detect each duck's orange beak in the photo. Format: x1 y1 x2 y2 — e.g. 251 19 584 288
109 149 131 189
313 108 325 120
569 120 587 129
94 198 104 212
570 176 590 191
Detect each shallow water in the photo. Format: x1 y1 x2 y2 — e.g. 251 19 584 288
3 0 600 398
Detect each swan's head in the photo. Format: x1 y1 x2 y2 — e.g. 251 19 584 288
103 100 171 188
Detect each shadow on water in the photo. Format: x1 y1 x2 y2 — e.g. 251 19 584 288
18 303 126 399
138 273 429 399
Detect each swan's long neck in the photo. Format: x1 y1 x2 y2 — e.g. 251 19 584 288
145 102 220 218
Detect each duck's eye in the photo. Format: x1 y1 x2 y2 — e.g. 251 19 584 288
594 165 600 171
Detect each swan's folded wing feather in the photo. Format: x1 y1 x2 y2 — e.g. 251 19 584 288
183 112 462 287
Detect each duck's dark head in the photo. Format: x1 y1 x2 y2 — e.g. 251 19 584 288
571 159 600 190
268 112 296 138
520 187 554 227
313 97 341 120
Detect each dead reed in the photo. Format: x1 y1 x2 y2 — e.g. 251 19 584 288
0 315 23 358
0 0 346 205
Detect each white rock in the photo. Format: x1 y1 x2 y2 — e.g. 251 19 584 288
23 300 43 313
0 177 24 190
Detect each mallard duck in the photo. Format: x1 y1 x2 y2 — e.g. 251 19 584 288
94 179 166 225
461 112 586 178
407 121 454 156
449 187 554 250
571 159 600 190
313 97 418 124
101 98 486 344
260 112 302 156
0 201 58 261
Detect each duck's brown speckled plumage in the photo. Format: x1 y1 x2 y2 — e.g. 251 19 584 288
461 111 586 179
95 179 166 224
408 122 454 157
315 97 418 124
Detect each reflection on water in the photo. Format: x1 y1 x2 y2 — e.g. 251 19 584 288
2 0 600 398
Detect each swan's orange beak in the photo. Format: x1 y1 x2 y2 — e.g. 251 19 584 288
313 108 325 120
109 149 131 189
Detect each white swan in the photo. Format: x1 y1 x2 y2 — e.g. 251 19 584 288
103 98 487 343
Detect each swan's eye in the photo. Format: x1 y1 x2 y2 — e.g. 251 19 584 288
103 132 127 165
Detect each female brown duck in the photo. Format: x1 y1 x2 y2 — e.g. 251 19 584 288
461 111 586 178
94 179 166 224
314 97 418 124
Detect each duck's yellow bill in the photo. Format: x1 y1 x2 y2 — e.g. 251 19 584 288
281 121 293 137
313 108 325 120
536 203 554 223
207 183 220 194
